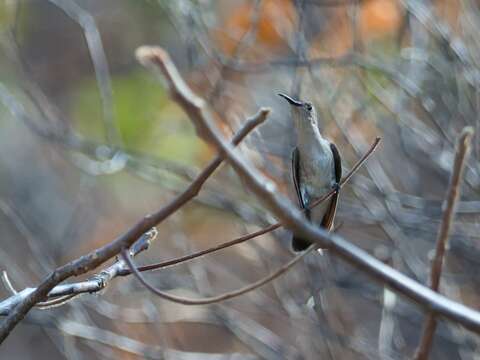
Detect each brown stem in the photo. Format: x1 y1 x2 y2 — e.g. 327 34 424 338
414 127 474 360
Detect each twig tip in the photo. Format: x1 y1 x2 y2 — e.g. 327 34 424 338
461 126 474 139
135 46 168 67
258 107 272 121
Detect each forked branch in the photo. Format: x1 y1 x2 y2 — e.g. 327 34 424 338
0 105 269 343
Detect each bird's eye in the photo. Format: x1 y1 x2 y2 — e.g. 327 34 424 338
305 103 312 111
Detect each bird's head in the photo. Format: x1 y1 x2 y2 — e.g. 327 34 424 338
278 93 316 126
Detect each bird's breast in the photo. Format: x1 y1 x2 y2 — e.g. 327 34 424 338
299 146 335 202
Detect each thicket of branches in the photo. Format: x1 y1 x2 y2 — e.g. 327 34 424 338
0 1 480 359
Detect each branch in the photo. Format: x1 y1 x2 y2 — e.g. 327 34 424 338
414 127 474 360
0 107 269 343
136 45 480 334
0 229 158 314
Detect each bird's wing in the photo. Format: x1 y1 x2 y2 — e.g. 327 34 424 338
320 142 342 230
291 147 313 251
292 147 309 215
331 142 342 184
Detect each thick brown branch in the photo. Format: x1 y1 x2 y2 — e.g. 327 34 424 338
414 127 474 360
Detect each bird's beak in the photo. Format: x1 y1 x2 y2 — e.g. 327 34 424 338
278 93 303 107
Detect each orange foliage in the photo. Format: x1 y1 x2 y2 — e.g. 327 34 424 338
213 0 296 58
360 0 402 39
310 0 402 58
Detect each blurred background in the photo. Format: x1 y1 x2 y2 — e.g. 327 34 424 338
0 0 480 359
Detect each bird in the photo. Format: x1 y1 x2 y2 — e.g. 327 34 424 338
278 93 342 251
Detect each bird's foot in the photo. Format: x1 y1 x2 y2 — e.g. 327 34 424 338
331 182 340 193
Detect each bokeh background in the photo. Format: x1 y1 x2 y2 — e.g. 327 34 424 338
1 0 480 359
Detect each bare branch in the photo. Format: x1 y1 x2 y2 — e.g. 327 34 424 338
0 228 158 315
136 45 480 334
414 127 474 360
0 107 269 343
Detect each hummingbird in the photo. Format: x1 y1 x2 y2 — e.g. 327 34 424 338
278 93 342 251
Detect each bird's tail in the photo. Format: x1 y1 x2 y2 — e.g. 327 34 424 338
291 236 312 251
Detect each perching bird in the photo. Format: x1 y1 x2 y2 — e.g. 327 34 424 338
278 93 342 251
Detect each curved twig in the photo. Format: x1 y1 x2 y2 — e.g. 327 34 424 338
121 245 315 305
1 272 17 296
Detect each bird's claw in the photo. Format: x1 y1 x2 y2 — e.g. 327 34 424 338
331 182 340 193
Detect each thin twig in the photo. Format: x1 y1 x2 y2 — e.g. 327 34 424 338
1 272 17 295
47 0 120 146
121 245 315 305
137 223 281 272
136 45 480 334
414 127 474 360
